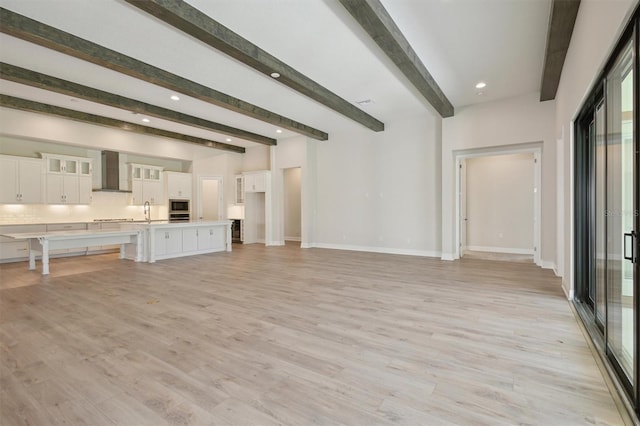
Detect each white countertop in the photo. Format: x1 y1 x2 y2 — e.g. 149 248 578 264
120 220 232 229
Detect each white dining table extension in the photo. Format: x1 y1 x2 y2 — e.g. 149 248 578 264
1 229 143 275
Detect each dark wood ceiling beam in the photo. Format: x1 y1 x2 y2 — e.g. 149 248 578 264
338 0 454 118
0 94 245 154
0 62 276 146
0 8 328 141
124 0 385 133
540 0 580 101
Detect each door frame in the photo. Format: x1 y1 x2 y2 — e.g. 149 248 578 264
196 175 224 221
281 166 303 245
454 142 542 266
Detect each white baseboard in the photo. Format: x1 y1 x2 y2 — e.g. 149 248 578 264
441 253 455 261
300 243 313 249
267 241 285 246
309 243 441 258
541 260 556 271
466 245 534 255
284 236 301 242
561 281 574 300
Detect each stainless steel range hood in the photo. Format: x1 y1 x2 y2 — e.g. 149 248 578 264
96 150 130 192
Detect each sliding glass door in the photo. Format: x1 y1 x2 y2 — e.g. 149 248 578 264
574 12 638 413
606 40 635 385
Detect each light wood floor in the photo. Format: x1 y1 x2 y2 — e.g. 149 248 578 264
0 243 624 425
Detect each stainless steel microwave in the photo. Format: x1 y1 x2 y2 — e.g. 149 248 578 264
169 199 190 213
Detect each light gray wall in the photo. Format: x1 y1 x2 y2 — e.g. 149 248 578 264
442 93 556 269
465 153 534 252
312 113 442 257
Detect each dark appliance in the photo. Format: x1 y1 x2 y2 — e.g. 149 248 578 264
169 199 190 222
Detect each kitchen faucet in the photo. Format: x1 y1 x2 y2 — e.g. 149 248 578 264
143 201 151 223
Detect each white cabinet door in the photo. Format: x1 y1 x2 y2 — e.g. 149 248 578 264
197 227 213 250
19 159 44 204
129 164 164 205
63 174 80 204
166 229 182 255
155 229 183 257
244 172 267 193
130 180 143 205
154 229 167 257
198 226 225 251
145 180 164 205
0 157 18 203
0 157 43 204
46 174 64 203
235 175 244 204
182 228 198 253
42 154 90 205
167 172 192 199
78 176 92 204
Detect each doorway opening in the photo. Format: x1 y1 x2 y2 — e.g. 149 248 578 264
454 144 542 266
197 176 223 221
283 167 302 245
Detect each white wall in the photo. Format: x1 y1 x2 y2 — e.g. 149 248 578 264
465 153 534 253
283 167 302 241
442 93 556 268
555 0 638 297
312 113 442 257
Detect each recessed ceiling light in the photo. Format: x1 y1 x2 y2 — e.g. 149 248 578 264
226 138 232 142
276 129 283 134
142 118 150 123
475 81 487 89
170 95 180 101
270 72 281 78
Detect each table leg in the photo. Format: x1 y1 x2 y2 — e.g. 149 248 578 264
41 239 50 275
28 239 36 270
136 232 143 262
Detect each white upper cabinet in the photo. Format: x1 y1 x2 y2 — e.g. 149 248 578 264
0 155 44 204
234 175 244 204
41 153 92 205
166 171 192 200
129 163 164 205
243 171 269 193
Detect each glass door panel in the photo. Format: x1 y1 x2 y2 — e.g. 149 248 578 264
606 41 634 383
595 102 606 327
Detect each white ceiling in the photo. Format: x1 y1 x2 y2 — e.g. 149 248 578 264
0 0 552 152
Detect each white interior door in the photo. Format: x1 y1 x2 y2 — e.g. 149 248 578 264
198 176 223 221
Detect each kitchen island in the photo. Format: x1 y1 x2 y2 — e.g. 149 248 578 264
120 220 232 263
1 229 143 275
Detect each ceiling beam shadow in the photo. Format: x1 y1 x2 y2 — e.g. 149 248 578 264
540 0 580 101
0 8 328 141
0 62 276 146
338 0 454 118
0 94 246 153
125 0 385 133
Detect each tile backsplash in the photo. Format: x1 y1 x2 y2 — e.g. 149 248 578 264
0 192 168 224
